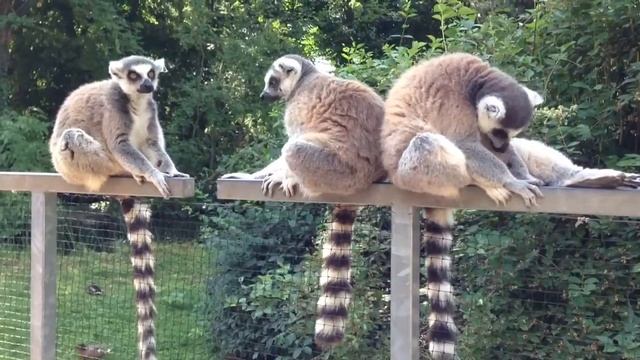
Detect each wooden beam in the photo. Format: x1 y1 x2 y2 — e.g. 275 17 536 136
0 172 195 198
216 179 640 218
30 192 57 360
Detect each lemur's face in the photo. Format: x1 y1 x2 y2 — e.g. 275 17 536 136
109 56 167 96
477 85 543 153
260 56 302 102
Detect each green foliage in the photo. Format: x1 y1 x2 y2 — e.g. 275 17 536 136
202 203 391 359
333 1 640 358
455 212 640 359
0 108 50 243
202 202 324 359
0 241 212 359
0 109 50 171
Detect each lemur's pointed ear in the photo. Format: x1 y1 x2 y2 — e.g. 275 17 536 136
521 85 544 106
108 60 123 78
154 58 167 73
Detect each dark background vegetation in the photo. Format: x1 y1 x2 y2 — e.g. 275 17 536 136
1 0 640 359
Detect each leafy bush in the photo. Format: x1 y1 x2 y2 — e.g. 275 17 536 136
202 201 324 359
202 202 392 359
455 212 640 359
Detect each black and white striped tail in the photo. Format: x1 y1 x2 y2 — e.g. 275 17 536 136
315 205 358 348
423 208 457 359
120 198 157 360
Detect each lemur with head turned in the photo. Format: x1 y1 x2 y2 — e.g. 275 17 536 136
222 54 386 349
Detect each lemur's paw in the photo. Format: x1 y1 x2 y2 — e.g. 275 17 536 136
525 176 545 187
148 170 171 199
59 142 75 161
166 170 189 178
484 186 511 206
133 174 146 185
505 179 543 207
261 171 298 198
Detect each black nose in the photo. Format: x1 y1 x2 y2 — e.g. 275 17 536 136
138 80 154 94
260 91 278 103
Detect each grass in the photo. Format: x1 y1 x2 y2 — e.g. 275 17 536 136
0 241 214 359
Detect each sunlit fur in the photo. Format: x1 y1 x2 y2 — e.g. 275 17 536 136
49 55 181 194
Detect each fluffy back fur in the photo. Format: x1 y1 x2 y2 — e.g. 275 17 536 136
222 54 385 349
267 55 385 348
280 67 385 195
381 53 542 359
382 52 538 178
281 57 384 348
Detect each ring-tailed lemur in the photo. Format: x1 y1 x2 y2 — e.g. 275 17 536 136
221 54 386 349
49 55 188 360
382 52 544 359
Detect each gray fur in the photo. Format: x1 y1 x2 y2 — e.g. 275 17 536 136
282 54 317 79
49 55 186 360
49 55 186 197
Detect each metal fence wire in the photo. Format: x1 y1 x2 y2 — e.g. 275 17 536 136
0 193 30 360
0 191 639 359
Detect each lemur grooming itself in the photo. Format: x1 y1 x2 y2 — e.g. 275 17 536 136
221 54 386 349
49 55 188 360
382 53 544 359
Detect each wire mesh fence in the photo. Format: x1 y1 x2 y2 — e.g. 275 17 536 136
53 195 214 359
451 211 640 360
0 193 31 360
0 190 639 359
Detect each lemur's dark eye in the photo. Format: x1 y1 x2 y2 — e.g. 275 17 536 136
148 70 155 80
268 77 278 88
486 104 499 113
127 71 140 81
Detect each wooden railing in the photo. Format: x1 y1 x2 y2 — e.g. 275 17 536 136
216 178 640 360
2 171 639 359
0 172 195 360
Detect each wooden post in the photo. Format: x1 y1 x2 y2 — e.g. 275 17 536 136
30 192 57 360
